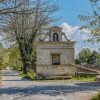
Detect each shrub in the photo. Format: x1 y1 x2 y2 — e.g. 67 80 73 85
21 70 37 80
27 70 37 80
91 91 100 100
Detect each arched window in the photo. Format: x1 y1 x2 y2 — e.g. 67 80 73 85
53 33 59 41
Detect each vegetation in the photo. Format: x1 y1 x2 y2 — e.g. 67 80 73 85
0 43 4 69
9 45 23 71
20 70 36 80
0 70 1 81
0 76 1 81
91 91 100 100
0 44 8 70
20 71 95 81
79 0 100 43
0 75 1 80
75 48 100 65
0 0 58 74
71 76 95 82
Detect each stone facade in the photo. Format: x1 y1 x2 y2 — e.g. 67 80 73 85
35 26 76 76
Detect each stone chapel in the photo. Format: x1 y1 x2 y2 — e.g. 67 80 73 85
35 26 76 76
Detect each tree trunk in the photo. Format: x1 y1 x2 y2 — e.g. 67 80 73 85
22 55 32 74
18 40 34 74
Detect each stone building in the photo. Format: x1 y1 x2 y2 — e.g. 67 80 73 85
35 26 76 76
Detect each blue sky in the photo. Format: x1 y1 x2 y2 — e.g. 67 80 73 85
54 0 100 55
55 0 92 26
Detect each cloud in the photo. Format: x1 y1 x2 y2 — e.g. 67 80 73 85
61 22 91 41
61 22 100 55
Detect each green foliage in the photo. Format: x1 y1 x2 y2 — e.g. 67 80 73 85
9 45 23 71
27 70 37 80
2 50 10 69
0 43 36 73
79 0 100 43
0 71 1 80
76 48 92 64
21 70 36 80
76 48 100 65
87 51 100 65
72 76 95 82
91 91 100 100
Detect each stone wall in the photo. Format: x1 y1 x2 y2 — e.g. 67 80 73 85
36 65 78 76
35 41 75 65
35 41 76 76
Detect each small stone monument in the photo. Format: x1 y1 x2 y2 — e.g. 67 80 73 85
35 26 76 76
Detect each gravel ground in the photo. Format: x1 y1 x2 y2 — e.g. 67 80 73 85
0 70 100 100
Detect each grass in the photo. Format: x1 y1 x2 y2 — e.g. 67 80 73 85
0 71 1 80
0 75 1 80
38 76 96 83
91 91 100 100
20 72 96 83
71 76 96 82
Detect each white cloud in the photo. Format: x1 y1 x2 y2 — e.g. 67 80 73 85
61 22 100 55
61 22 91 41
61 23 79 40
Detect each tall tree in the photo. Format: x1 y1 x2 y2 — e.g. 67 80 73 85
0 0 58 73
79 0 100 43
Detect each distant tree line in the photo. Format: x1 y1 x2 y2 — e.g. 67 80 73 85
75 48 100 65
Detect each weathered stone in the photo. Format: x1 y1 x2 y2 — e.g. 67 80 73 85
96 75 100 81
35 26 76 76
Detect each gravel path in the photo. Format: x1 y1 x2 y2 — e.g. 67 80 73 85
0 70 100 100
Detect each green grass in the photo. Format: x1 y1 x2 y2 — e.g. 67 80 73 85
0 75 1 80
0 71 2 86
71 76 96 82
0 71 1 80
91 91 100 100
20 72 96 82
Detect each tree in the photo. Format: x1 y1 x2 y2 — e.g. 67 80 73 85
0 0 58 74
2 49 10 69
9 45 23 71
0 43 3 69
78 48 92 63
76 48 100 65
79 0 100 43
87 50 100 65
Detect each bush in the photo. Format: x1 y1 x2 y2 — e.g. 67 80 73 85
91 91 100 100
27 70 37 80
21 70 37 80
